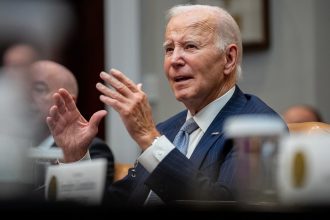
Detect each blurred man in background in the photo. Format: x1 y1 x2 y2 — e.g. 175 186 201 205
283 104 323 123
1 43 41 93
29 60 115 189
3 43 40 68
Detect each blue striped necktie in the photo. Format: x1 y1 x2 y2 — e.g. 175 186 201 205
173 118 199 156
145 118 199 206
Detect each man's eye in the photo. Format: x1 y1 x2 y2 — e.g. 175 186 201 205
33 86 47 94
185 44 197 50
165 47 174 53
165 47 174 55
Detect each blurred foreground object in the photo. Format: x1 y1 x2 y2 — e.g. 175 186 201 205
0 69 34 199
224 115 287 205
278 134 330 205
45 159 107 206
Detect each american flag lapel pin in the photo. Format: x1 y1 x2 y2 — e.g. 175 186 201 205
211 131 221 135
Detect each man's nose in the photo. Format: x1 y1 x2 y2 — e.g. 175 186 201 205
171 48 185 67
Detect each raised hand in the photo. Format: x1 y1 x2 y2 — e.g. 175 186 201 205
46 88 107 162
96 69 160 150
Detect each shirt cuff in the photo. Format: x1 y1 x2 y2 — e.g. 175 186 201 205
138 135 175 173
57 150 91 165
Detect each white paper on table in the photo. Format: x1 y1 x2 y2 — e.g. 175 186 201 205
45 158 107 205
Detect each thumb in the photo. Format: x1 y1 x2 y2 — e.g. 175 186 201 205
89 110 108 131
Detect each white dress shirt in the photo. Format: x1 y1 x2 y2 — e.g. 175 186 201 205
138 86 235 173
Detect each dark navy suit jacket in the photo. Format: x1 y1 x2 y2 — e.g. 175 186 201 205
105 86 286 207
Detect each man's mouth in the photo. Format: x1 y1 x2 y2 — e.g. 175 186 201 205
174 76 193 82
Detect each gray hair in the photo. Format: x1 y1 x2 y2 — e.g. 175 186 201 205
167 4 242 79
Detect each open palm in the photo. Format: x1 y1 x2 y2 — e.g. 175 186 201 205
46 89 107 162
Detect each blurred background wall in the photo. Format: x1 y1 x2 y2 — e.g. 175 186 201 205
0 0 329 163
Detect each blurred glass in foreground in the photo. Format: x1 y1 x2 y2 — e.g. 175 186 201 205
224 115 287 205
0 68 34 199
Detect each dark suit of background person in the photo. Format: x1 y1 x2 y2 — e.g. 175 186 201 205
29 60 114 188
46 5 286 208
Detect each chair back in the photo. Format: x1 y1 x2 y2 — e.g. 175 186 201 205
114 163 133 181
287 122 330 134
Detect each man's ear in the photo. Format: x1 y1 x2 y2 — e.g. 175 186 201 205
224 44 238 75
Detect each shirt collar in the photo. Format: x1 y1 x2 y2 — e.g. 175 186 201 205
187 86 235 133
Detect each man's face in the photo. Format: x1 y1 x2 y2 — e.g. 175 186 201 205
30 69 59 122
163 11 227 112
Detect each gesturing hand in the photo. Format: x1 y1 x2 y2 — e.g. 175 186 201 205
96 69 160 151
46 88 107 162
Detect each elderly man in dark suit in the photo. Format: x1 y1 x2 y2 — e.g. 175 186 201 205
46 4 285 207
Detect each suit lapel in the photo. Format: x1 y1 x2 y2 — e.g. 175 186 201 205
190 86 248 168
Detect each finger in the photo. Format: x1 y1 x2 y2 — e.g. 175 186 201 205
89 110 108 132
110 69 139 93
46 117 56 133
99 95 124 113
47 116 66 136
100 71 133 97
53 93 66 115
58 88 77 111
47 106 62 135
49 105 60 122
96 82 127 103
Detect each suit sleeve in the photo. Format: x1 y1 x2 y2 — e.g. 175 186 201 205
89 138 115 185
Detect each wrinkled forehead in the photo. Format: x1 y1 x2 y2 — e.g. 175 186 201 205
165 10 218 38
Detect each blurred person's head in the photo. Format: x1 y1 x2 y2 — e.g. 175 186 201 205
30 60 78 137
283 105 323 124
164 5 242 114
2 43 41 85
3 43 40 68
